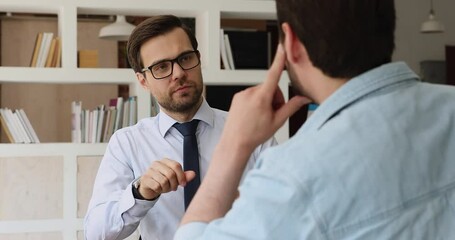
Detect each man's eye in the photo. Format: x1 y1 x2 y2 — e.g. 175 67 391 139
153 63 169 72
180 55 191 62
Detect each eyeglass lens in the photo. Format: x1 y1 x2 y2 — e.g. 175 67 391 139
150 51 199 79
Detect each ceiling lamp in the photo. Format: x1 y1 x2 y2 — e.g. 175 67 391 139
99 15 136 41
420 0 445 33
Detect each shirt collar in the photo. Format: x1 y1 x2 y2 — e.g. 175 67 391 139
301 62 419 132
158 98 215 137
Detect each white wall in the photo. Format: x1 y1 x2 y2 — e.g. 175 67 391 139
394 0 454 73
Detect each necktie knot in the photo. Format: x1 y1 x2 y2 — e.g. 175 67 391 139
174 119 200 136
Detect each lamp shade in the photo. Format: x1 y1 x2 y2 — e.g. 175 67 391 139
99 15 136 41
421 13 445 33
421 0 444 34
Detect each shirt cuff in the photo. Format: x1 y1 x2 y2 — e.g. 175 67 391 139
118 182 158 218
174 222 208 240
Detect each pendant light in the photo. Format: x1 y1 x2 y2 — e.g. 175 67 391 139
99 15 136 41
420 0 444 33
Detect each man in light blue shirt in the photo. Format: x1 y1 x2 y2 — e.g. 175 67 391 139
176 0 455 239
84 16 275 240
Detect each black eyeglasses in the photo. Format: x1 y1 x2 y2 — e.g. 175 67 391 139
141 50 200 80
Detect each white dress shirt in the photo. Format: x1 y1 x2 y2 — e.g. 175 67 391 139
84 99 276 240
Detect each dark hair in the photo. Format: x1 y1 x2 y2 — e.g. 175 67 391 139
127 15 198 73
276 0 396 78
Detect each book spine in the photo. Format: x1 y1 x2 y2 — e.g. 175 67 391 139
71 101 82 143
9 110 28 143
45 37 57 68
96 105 105 143
129 96 138 124
122 100 130 128
30 33 44 67
102 109 112 143
220 29 231 70
18 109 40 143
0 110 15 143
224 34 235 70
14 110 33 143
114 97 124 132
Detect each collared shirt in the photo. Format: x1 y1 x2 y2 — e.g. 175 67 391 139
84 99 276 240
175 62 455 239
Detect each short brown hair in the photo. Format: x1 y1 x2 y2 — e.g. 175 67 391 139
276 0 396 78
126 15 198 73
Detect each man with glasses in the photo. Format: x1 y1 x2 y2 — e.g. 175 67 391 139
84 15 276 240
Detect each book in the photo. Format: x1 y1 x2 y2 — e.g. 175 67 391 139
113 97 123 132
223 30 270 69
71 101 82 143
35 33 48 68
102 108 112 143
104 107 117 142
96 105 105 143
83 109 90 143
6 109 26 143
87 110 92 143
220 29 231 70
45 37 57 67
30 33 44 67
52 37 61 67
100 110 108 142
78 50 99 68
36 32 54 68
129 96 138 124
81 110 86 143
14 111 33 143
122 100 130 128
90 109 98 143
0 110 15 143
224 34 235 70
18 109 40 143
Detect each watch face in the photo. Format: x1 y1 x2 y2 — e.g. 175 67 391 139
134 179 140 189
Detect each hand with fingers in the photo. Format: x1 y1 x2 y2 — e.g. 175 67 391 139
136 158 196 200
221 44 311 152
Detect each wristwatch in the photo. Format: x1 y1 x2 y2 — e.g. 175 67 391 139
132 178 160 201
132 179 146 200
133 178 141 189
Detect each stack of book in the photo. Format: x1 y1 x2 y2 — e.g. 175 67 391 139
71 96 138 143
0 108 40 143
30 32 61 68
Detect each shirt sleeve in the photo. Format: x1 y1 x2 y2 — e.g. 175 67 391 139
174 222 209 240
84 131 158 240
173 150 320 240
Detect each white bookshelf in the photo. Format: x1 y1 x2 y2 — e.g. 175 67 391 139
0 0 289 239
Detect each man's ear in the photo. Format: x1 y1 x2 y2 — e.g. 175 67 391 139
281 22 308 64
136 72 149 90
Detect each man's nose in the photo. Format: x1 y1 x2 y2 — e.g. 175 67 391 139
171 61 186 80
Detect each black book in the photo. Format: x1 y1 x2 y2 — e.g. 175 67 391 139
224 30 270 69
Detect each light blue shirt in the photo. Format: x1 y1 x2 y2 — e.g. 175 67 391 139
175 62 455 239
84 99 276 240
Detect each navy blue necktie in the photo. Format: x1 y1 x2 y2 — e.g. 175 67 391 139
174 119 201 209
